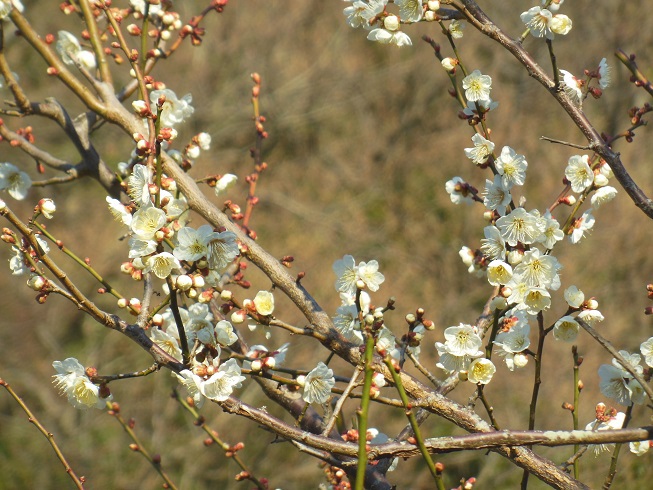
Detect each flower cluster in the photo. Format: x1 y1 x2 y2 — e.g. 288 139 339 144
435 324 495 384
520 2 572 40
342 0 444 47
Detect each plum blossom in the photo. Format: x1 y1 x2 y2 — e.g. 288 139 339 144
483 175 511 215
467 358 495 384
333 255 384 295
0 163 31 200
445 176 475 205
367 15 412 47
52 358 111 410
150 89 194 127
569 210 595 244
464 133 494 165
462 70 492 102
301 362 336 404
494 146 527 189
565 155 594 193
496 207 546 246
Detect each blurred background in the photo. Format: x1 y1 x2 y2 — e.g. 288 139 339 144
1 1 653 488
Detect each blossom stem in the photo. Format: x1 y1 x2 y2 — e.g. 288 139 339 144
78 0 112 85
546 39 559 89
90 363 159 383
572 346 581 480
522 311 546 489
354 330 375 490
166 277 190 367
107 404 179 490
383 355 441 486
0 378 85 489
322 368 362 437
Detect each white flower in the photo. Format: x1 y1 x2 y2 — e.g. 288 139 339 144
512 248 562 290
174 225 221 263
52 358 110 410
462 70 492 102
591 186 617 209
200 358 246 401
521 7 553 39
395 0 422 22
537 212 564 249
496 207 545 246
435 342 481 373
106 197 133 226
483 175 512 216
333 255 384 295
598 58 612 89
130 0 163 17
560 70 583 105
496 320 530 350
367 27 412 47
577 308 604 326
565 155 594 193
0 163 31 200
553 316 580 342
449 19 465 39
486 260 512 286
131 204 166 240
56 31 97 69
302 362 336 404
550 14 572 36
641 337 653 368
127 164 152 206
522 287 551 314
144 252 180 279
215 320 238 346
480 226 506 261
206 231 239 271
151 328 182 361
569 210 595 244
0 0 19 19
495 146 527 189
443 324 483 357
564 285 585 308
464 133 495 165
630 440 651 457
462 98 498 117
176 370 205 408
585 410 626 455
441 57 457 72
468 358 495 384
215 174 238 196
150 89 194 127
343 0 386 29
445 176 475 205
599 364 633 406
253 290 275 316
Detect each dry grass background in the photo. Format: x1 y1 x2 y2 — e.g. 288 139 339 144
1 1 653 489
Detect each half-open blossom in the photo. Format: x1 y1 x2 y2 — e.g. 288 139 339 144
641 337 653 368
480 225 506 261
55 31 97 70
560 70 583 105
598 58 612 89
467 358 496 384
564 285 584 308
128 164 152 206
552 316 580 342
253 290 275 316
144 252 180 279
569 210 595 244
591 186 617 209
302 362 335 404
215 174 238 196
445 176 475 205
449 19 465 39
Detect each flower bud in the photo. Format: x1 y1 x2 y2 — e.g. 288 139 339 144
231 310 246 324
38 198 56 219
176 274 193 291
428 0 440 10
152 313 164 326
117 298 128 308
441 57 457 72
383 15 400 32
27 275 47 291
221 289 233 301
593 173 609 187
